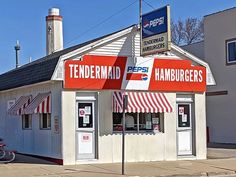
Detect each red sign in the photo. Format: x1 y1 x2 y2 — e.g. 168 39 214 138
149 59 206 92
64 55 127 89
64 55 206 92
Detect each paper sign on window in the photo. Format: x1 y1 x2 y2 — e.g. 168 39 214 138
79 109 85 117
83 115 90 124
146 121 152 129
152 118 159 124
84 106 91 115
153 124 160 133
182 114 188 122
81 133 91 142
179 107 184 115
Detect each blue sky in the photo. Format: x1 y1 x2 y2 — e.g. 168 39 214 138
0 0 236 74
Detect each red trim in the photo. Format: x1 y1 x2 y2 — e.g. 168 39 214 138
46 15 63 21
17 153 63 165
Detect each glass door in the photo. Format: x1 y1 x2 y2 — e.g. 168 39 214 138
177 103 193 155
76 101 95 160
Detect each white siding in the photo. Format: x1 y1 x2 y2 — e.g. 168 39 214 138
52 31 140 81
88 32 140 57
195 93 207 159
0 81 62 158
62 90 207 165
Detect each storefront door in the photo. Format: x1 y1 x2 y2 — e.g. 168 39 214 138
177 103 193 155
76 100 96 160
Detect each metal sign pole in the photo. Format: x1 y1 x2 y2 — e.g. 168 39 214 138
139 0 142 26
139 0 142 56
122 95 128 175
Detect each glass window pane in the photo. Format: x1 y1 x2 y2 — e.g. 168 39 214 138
228 42 236 62
125 113 137 131
113 113 123 131
42 114 48 128
25 115 29 128
113 113 138 131
47 114 51 128
139 113 151 130
22 114 32 129
152 113 161 132
78 103 93 128
39 113 51 129
178 104 190 128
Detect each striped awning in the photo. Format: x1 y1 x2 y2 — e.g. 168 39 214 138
24 92 51 114
8 95 32 115
113 92 173 113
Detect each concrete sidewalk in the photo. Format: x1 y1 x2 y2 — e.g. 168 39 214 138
1 154 236 177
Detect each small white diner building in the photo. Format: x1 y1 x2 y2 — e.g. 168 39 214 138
0 8 215 165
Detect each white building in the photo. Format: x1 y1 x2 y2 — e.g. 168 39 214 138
0 8 215 165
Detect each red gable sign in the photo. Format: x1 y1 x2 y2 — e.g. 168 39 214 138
64 55 206 92
64 55 127 90
149 59 206 92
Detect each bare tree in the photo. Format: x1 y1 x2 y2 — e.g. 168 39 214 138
171 20 184 45
171 18 204 45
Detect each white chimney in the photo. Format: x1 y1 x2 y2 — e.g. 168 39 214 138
46 8 63 55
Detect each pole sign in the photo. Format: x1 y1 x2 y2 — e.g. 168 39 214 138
64 55 206 92
141 5 171 56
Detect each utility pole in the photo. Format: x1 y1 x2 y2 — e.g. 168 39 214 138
139 0 142 56
14 40 20 68
139 0 142 26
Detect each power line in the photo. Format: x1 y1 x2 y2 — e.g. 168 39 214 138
64 0 139 47
143 0 155 10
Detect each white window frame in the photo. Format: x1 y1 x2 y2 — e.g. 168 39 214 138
226 38 236 65
39 113 51 130
22 114 32 130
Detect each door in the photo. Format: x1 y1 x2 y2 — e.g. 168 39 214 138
177 103 193 156
76 101 96 160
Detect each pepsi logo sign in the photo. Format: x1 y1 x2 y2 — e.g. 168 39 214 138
143 17 165 29
126 66 149 81
141 74 148 81
127 66 149 73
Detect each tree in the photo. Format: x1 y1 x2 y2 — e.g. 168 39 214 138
171 18 204 45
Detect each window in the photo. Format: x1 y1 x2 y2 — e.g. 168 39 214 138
40 113 51 129
22 114 32 129
78 102 93 128
113 112 164 133
226 39 236 64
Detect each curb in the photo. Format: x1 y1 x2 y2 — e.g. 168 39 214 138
154 171 236 177
207 171 236 177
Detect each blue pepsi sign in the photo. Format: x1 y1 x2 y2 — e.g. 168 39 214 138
142 6 168 39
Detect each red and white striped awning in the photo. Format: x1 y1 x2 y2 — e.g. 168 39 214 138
113 92 173 113
24 92 51 114
8 95 32 115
